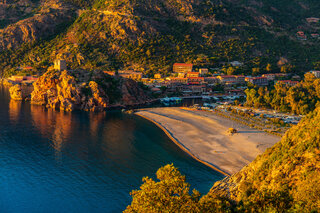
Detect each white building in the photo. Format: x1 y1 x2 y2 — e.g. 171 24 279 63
230 61 243 67
310 70 320 78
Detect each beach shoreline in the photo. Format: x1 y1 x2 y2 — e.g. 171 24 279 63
136 113 230 176
136 107 280 175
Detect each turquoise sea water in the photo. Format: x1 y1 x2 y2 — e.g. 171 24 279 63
0 86 224 212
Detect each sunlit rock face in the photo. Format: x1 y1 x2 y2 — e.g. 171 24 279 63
9 84 33 101
9 85 23 101
29 69 150 111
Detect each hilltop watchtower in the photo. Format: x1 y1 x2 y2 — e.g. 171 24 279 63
54 59 67 71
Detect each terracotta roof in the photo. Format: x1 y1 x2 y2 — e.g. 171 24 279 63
218 75 236 78
187 77 204 80
173 63 193 67
23 66 33 70
188 82 200 85
278 80 299 84
170 77 187 80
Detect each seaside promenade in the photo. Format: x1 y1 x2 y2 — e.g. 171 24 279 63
136 107 280 175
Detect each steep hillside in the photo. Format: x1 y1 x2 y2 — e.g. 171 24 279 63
0 0 75 50
1 0 320 76
0 0 39 29
207 106 320 212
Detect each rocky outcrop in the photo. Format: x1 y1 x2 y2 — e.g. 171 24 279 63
31 70 108 111
9 83 33 101
81 81 109 112
9 85 24 101
28 69 150 111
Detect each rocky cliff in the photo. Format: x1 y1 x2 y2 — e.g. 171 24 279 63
28 69 151 111
9 83 33 101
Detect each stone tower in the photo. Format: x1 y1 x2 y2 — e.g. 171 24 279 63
54 59 67 71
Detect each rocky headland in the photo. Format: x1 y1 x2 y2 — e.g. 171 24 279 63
9 83 34 101
8 69 151 112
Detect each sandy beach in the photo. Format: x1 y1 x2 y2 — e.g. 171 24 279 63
136 107 280 175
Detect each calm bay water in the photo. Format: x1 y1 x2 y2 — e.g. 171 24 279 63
0 86 224 213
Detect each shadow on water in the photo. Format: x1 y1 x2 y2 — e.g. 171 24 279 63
0 86 224 213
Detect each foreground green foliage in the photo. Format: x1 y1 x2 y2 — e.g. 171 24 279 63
124 164 232 213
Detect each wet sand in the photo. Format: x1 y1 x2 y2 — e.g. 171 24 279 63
136 107 280 175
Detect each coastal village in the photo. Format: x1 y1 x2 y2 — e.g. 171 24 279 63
103 62 319 99
3 59 319 127
6 61 319 101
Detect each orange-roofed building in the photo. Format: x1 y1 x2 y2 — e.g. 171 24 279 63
173 63 193 73
245 77 268 86
186 72 200 78
306 17 320 23
204 77 218 85
187 77 205 85
23 66 33 70
217 75 236 83
276 80 299 87
168 77 188 84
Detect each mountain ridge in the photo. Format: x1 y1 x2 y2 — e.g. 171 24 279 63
1 0 320 76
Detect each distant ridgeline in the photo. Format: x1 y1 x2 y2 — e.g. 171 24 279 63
1 0 320 77
125 106 320 212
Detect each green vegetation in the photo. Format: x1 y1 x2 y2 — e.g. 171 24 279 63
1 0 320 77
126 106 320 212
245 73 320 114
224 105 320 212
124 164 233 213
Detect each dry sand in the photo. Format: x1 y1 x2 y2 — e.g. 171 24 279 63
136 107 280 175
